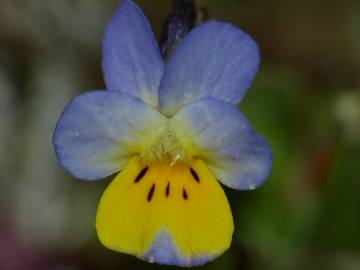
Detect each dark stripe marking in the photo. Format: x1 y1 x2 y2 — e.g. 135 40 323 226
147 183 156 202
182 188 188 200
134 167 148 183
190 168 200 183
166 182 170 197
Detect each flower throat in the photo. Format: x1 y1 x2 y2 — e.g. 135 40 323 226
139 123 189 166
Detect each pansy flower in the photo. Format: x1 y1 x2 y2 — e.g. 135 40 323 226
53 0 272 267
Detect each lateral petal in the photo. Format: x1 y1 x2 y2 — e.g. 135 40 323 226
53 90 167 180
171 97 272 190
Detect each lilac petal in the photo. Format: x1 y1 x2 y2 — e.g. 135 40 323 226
143 230 214 267
160 21 260 116
53 90 167 180
172 97 272 190
102 0 164 108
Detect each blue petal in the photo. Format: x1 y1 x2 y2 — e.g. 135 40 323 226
143 230 214 267
53 90 167 180
102 0 164 108
159 21 260 116
171 97 272 190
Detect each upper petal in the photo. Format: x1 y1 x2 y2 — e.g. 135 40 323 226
171 97 272 190
102 0 164 108
53 90 167 180
159 21 260 116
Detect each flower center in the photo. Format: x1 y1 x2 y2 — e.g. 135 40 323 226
139 124 190 166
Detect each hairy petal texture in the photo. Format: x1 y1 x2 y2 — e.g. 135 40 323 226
160 21 260 116
53 90 167 180
171 97 272 190
96 157 233 267
102 0 164 108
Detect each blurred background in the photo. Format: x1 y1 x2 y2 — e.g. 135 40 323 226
1 0 360 269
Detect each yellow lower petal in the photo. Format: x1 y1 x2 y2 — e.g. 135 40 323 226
95 156 234 266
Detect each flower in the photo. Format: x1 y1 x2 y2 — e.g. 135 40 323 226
53 0 272 267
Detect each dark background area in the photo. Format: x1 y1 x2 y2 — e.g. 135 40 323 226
0 0 359 269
